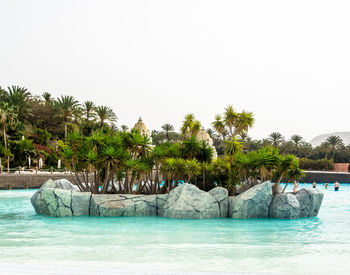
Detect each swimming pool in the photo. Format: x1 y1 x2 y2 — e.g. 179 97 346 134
0 183 349 274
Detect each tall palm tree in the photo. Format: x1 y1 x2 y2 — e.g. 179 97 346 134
223 105 239 138
318 142 332 159
184 159 201 183
161 123 174 141
212 114 225 138
181 113 195 135
95 106 117 129
56 95 80 140
0 102 18 172
5 86 31 121
180 113 201 136
82 101 96 121
298 142 313 158
235 111 254 136
290 135 303 147
269 132 283 147
326 135 343 160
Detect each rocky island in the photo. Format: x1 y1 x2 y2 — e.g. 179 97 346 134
31 179 324 219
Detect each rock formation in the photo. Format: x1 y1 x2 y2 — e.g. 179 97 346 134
228 181 272 218
31 179 323 220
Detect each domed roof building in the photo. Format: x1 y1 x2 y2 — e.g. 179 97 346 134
133 117 152 142
196 128 218 159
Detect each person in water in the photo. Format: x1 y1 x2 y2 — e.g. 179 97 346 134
293 181 299 193
334 181 340 191
312 181 317 188
325 182 329 189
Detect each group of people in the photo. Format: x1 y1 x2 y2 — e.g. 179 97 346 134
292 181 341 192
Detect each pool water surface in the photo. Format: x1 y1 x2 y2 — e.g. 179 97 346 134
0 183 349 274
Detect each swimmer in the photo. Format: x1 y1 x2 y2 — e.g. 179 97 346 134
334 181 340 191
312 181 317 188
325 182 328 189
293 181 299 193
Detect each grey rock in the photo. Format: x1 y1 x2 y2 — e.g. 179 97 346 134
294 188 324 217
89 194 157 217
156 194 168 216
160 183 220 219
209 187 228 217
228 196 237 217
72 192 91 216
229 181 272 218
41 188 73 217
31 179 79 215
269 193 300 219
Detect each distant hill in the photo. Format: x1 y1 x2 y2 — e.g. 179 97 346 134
310 132 350 147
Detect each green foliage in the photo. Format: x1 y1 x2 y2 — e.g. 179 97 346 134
299 158 334 171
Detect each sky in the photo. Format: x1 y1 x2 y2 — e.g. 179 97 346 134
1 0 349 142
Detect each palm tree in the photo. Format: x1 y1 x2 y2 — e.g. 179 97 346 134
197 141 214 189
56 95 80 140
184 159 201 183
95 106 117 129
42 92 53 104
298 142 313 158
326 135 343 160
82 101 96 121
273 154 295 193
250 147 279 182
0 102 18 172
182 135 200 159
235 111 254 136
120 125 128 132
224 137 243 193
290 135 303 147
5 86 31 121
206 128 215 139
180 113 201 137
161 123 174 141
223 105 238 138
181 113 195 135
212 114 225 138
318 142 332 159
269 132 283 147
282 161 305 193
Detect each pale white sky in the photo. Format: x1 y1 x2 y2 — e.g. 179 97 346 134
1 0 349 141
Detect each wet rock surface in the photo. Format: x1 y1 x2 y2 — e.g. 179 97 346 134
269 193 300 219
229 181 273 218
31 180 324 219
294 188 324 217
159 183 220 219
209 187 229 218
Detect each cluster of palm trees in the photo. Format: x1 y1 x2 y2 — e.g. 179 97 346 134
237 131 348 164
0 86 119 168
61 129 303 195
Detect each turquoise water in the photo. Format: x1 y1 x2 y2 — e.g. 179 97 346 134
1 184 350 274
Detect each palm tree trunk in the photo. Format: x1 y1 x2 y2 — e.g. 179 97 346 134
64 122 68 140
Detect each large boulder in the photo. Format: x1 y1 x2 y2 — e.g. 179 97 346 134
269 193 300 219
159 183 220 219
209 187 228 218
229 181 273 218
31 179 90 217
294 188 324 217
90 194 157 217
